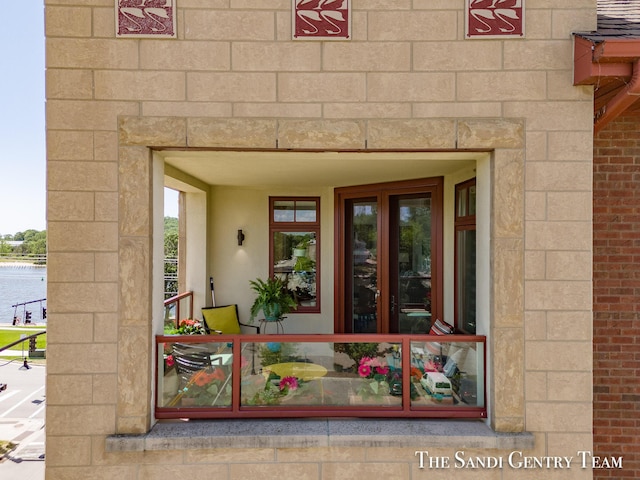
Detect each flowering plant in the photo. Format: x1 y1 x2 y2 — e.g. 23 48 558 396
164 354 175 372
278 376 299 394
165 318 205 335
357 356 390 399
247 374 303 405
423 356 443 373
181 367 231 406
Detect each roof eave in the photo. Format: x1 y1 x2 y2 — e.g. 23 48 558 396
574 35 635 85
573 34 640 132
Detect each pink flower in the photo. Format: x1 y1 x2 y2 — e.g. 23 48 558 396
165 355 174 367
369 357 383 368
358 363 372 378
375 365 389 375
359 356 372 366
279 376 298 391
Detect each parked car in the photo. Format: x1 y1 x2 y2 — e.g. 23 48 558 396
388 372 418 399
420 372 452 400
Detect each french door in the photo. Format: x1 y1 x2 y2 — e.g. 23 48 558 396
334 178 443 334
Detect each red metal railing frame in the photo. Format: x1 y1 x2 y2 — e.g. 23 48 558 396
163 291 194 328
155 333 486 419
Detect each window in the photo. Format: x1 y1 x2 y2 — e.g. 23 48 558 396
455 179 476 333
269 197 320 313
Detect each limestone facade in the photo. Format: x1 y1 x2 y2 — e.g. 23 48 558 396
45 1 596 478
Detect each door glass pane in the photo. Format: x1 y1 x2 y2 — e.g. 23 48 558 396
457 229 476 333
351 200 377 333
396 196 432 334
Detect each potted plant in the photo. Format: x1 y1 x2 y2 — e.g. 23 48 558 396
293 238 311 258
249 276 297 322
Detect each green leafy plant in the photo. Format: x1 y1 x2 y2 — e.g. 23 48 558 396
293 256 315 272
259 342 300 366
249 276 297 321
296 238 311 250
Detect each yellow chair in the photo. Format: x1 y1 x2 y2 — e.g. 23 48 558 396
201 305 260 335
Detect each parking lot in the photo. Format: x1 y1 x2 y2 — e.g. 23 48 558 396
0 358 45 480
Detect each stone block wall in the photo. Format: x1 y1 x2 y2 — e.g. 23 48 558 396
45 1 596 478
593 114 640 479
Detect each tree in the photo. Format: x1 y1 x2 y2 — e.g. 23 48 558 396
0 229 47 259
23 230 47 256
164 217 179 298
0 239 12 255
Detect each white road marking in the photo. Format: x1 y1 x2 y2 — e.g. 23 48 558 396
0 385 45 417
29 403 45 419
0 389 21 403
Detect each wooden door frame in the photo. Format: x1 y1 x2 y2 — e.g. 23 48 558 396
334 177 444 333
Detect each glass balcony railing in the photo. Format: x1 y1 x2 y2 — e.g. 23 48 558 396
156 334 486 419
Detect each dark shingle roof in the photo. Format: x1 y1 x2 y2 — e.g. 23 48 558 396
580 0 640 39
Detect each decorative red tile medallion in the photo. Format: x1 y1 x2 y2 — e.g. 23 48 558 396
466 0 524 39
116 0 176 38
293 0 351 40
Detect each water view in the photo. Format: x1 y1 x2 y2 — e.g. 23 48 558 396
0 265 47 325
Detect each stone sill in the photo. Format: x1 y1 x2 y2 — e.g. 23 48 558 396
106 419 534 452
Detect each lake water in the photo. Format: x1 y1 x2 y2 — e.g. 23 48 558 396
0 265 47 325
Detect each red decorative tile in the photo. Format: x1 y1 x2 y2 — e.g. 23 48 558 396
116 0 176 38
293 0 351 40
466 0 524 39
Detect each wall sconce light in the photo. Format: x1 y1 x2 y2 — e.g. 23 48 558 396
237 229 245 246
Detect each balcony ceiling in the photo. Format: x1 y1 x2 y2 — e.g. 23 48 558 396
160 150 479 189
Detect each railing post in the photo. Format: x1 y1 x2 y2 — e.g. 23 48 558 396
232 337 241 413
402 336 411 412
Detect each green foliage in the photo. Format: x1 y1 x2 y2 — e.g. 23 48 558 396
0 440 16 456
296 237 312 249
0 240 12 255
0 230 47 258
164 217 179 258
164 318 204 335
333 342 380 371
259 342 300 366
164 217 178 297
294 256 315 272
247 382 284 405
249 276 297 321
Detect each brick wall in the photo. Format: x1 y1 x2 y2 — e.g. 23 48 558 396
593 114 640 478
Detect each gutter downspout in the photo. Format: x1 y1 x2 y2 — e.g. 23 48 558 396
594 58 640 135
